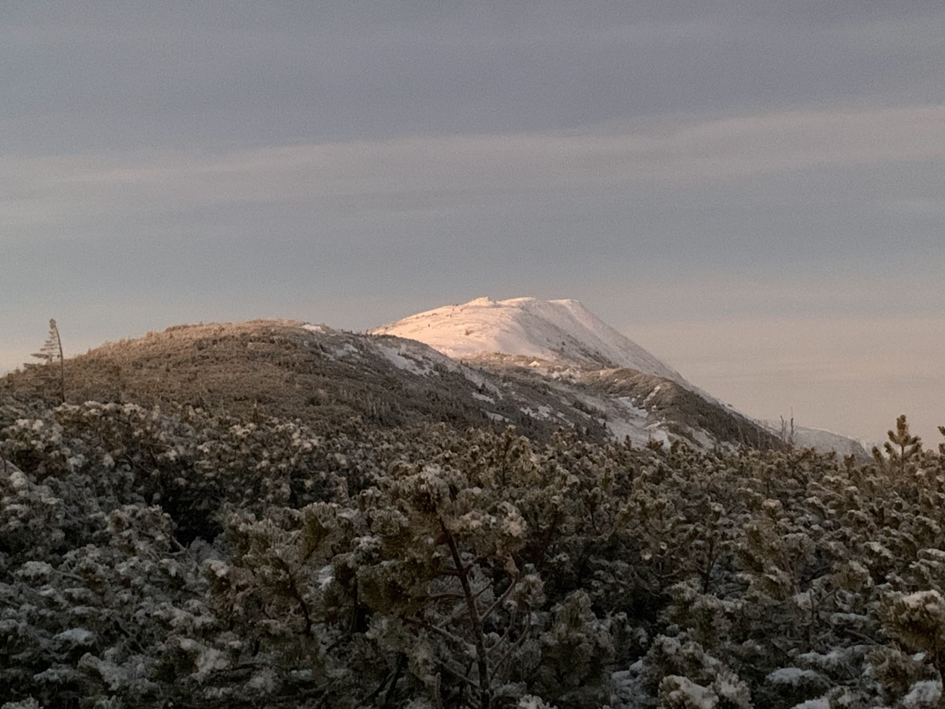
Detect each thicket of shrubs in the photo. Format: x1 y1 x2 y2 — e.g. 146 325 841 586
3 397 945 708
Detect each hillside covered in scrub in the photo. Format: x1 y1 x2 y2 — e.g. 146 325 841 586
3 385 945 708
1 316 783 453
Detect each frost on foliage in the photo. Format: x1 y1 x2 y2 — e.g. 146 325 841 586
762 666 830 708
531 590 615 705
658 674 719 709
0 464 65 564
767 668 825 686
1 699 43 709
639 635 751 709
884 590 945 685
518 695 557 709
868 644 938 706
355 454 554 707
900 679 942 709
53 627 96 647
4 402 945 707
788 698 829 709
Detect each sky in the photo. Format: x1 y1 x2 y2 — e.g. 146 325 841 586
2 2 944 446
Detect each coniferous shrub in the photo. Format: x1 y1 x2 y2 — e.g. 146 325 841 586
3 399 945 707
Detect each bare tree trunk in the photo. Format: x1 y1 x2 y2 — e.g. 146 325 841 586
440 518 492 709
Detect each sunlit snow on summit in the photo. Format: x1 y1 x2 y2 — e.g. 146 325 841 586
373 296 688 385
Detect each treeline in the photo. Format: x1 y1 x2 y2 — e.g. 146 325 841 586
2 398 945 708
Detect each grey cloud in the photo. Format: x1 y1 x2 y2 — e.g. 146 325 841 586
5 107 942 268
3 2 942 154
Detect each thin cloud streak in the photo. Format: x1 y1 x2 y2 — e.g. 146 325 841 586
4 105 944 239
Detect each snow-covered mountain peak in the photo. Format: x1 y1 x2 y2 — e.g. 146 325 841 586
371 297 688 386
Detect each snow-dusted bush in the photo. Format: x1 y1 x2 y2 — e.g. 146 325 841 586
4 401 945 707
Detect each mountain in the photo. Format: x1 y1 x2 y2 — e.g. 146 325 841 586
374 296 868 457
763 421 872 460
1 309 782 451
373 297 785 450
12 296 872 453
372 297 687 384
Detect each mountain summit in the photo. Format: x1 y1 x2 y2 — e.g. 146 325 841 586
372 296 687 385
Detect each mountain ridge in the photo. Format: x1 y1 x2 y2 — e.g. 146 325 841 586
0 314 784 452
3 297 868 454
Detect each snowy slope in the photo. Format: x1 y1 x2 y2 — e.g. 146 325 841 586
794 426 871 459
763 422 872 460
372 297 689 386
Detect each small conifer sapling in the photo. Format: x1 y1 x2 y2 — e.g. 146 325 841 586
873 414 922 475
31 318 65 403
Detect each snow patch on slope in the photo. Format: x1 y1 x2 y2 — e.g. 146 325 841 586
793 426 871 458
372 297 688 386
764 422 871 458
374 343 435 376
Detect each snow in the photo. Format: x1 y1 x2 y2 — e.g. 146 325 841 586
644 385 662 405
901 590 945 610
328 343 359 359
795 646 866 673
605 395 676 446
766 667 823 685
317 564 334 589
902 680 941 708
9 469 29 491
764 422 870 458
790 699 829 709
364 295 783 450
17 561 54 581
600 400 668 447
374 343 434 376
204 559 229 579
646 427 671 446
248 668 278 692
520 405 554 420
54 628 96 645
659 675 718 708
616 396 648 419
371 297 689 386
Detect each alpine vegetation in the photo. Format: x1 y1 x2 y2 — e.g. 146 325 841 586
3 394 945 708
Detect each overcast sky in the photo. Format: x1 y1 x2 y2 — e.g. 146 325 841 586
3 2 944 445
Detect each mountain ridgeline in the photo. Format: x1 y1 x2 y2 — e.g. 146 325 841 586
2 299 786 452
